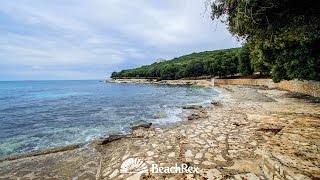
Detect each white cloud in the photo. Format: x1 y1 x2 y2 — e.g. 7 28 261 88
0 0 240 80
31 65 43 70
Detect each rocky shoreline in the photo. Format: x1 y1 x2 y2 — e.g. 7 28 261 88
0 85 319 179
106 78 212 87
0 106 204 163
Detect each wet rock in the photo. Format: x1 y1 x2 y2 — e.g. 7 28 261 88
92 135 125 145
188 111 208 120
130 123 152 130
211 100 222 106
0 144 81 162
182 105 203 109
188 113 199 120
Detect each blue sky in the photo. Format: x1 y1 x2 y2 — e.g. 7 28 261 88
0 0 240 80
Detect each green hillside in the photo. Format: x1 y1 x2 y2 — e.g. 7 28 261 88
111 47 250 80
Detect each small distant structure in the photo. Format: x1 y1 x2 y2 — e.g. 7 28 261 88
156 58 166 63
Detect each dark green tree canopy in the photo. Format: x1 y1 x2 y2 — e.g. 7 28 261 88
211 0 320 82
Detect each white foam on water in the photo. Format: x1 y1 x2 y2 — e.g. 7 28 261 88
151 108 184 126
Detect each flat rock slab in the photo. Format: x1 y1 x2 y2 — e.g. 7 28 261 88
262 116 320 180
0 147 100 179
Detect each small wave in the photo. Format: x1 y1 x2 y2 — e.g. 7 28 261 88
151 108 183 126
27 91 81 99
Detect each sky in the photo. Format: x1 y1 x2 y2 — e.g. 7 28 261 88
0 0 240 80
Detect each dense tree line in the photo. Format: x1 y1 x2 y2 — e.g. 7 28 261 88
210 0 320 82
111 48 252 80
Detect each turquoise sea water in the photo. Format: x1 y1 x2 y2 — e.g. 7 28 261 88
0 80 219 157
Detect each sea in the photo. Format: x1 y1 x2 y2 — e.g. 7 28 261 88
0 80 219 157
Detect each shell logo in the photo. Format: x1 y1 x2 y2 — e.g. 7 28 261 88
120 158 148 174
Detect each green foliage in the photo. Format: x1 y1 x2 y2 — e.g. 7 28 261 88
111 48 241 80
248 43 271 75
211 0 320 82
148 66 161 78
161 64 179 80
186 60 205 78
110 71 119 78
238 45 253 76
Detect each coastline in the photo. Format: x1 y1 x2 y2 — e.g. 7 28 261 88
106 78 212 87
0 84 319 179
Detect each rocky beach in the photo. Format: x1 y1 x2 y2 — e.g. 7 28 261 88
1 0 318 179
0 84 319 179
106 79 213 87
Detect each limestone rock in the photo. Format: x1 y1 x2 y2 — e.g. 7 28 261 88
234 173 259 180
202 161 215 166
205 169 222 179
168 152 175 157
185 150 193 157
195 153 203 159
